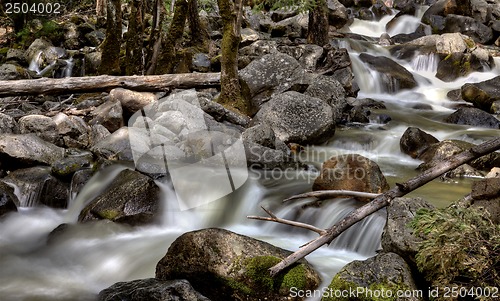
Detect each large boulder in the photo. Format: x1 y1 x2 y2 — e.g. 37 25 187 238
471 177 500 224
52 113 91 148
109 88 157 116
358 53 417 92
2 166 69 208
98 279 210 301
444 107 500 129
277 44 324 71
382 197 435 265
322 252 421 301
442 14 493 44
327 0 349 29
89 99 124 133
239 53 310 111
18 114 60 145
400 127 439 159
156 228 321 301
0 134 65 167
313 154 390 194
91 127 134 161
461 75 500 112
78 169 160 226
0 181 18 217
0 63 30 80
304 75 347 123
255 91 336 144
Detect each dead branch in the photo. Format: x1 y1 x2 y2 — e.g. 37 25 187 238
253 137 500 277
283 190 380 202
0 73 221 97
247 206 326 235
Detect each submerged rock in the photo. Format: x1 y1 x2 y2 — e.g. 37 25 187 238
78 169 160 226
444 107 500 129
461 75 500 112
0 181 18 217
98 278 210 301
156 228 321 301
313 153 390 195
323 252 421 301
255 91 336 145
359 53 417 92
400 127 439 159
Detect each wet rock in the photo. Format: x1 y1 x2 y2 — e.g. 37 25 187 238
359 53 417 92
327 0 349 29
324 253 421 301
444 107 500 129
255 91 336 144
109 88 157 117
371 0 393 20
90 127 133 161
461 75 500 112
51 152 93 178
393 0 417 14
98 278 210 301
78 169 160 226
89 99 124 133
382 197 435 265
3 166 69 208
313 154 390 194
0 134 65 167
53 113 91 148
239 53 310 111
418 139 500 173
18 115 60 145
0 181 18 217
156 228 321 301
69 169 94 200
0 112 19 134
400 127 439 159
0 63 30 80
24 38 54 66
316 46 357 96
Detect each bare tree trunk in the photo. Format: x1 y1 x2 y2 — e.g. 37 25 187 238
158 0 188 74
0 73 221 96
126 0 145 75
146 0 166 75
187 0 208 50
248 137 500 276
217 0 252 115
307 0 329 46
96 0 107 18
98 0 122 75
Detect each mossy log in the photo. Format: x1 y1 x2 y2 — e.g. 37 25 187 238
0 73 221 96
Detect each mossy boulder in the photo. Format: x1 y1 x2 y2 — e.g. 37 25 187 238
156 228 321 301
78 169 160 226
461 75 500 112
322 252 421 301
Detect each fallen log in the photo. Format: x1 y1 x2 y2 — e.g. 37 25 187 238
0 73 221 97
248 136 500 276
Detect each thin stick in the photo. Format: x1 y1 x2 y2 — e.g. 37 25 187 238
247 207 327 235
283 190 380 202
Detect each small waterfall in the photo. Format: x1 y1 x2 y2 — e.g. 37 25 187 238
28 50 43 74
63 57 74 77
410 53 439 73
387 15 423 36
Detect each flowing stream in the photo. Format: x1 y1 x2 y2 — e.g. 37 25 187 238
1 8 500 301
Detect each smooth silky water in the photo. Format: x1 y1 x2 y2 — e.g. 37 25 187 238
1 7 500 301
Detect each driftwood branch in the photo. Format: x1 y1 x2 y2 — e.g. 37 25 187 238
248 207 327 235
283 190 380 202
0 73 221 97
257 137 500 277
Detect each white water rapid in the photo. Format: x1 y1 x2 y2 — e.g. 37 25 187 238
1 6 500 301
